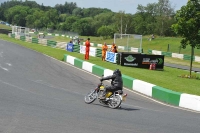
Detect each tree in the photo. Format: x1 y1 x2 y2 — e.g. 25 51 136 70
171 0 200 77
4 5 30 26
72 7 83 17
72 17 94 36
62 15 79 31
156 0 175 36
97 25 115 39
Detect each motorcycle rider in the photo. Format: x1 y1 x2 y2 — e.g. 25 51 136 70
99 69 123 100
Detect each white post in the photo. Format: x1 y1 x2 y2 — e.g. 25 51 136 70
127 34 129 52
140 35 142 53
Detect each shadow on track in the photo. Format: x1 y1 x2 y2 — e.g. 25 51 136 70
90 103 140 111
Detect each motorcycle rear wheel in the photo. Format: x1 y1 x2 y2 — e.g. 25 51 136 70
84 90 97 104
108 95 122 109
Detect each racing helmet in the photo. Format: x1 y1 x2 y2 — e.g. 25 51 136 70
113 69 121 76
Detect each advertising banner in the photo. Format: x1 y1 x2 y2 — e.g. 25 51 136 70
66 43 74 52
79 45 97 57
105 51 118 63
119 53 164 69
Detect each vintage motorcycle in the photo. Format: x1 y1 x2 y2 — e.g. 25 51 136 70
84 79 127 109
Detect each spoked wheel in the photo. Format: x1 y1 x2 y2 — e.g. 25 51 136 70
84 89 97 104
108 95 122 109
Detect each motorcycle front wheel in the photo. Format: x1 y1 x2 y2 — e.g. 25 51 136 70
108 95 122 109
84 89 97 104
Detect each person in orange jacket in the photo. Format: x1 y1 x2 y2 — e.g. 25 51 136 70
102 42 108 61
85 38 90 60
110 42 117 52
113 46 118 53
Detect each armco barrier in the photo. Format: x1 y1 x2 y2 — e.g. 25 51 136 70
32 38 38 44
149 49 200 63
20 36 25 41
15 35 20 40
56 42 66 49
63 54 200 112
26 36 32 42
73 44 80 52
96 48 102 57
195 56 200 62
183 55 195 61
11 34 15 38
148 49 152 54
162 51 172 57
39 38 47 45
47 40 57 47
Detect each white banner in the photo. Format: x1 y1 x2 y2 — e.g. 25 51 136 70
79 45 97 57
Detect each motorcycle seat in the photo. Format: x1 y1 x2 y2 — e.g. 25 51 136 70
116 90 123 94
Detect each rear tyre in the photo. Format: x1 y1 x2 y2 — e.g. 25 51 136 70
108 95 122 109
84 90 97 104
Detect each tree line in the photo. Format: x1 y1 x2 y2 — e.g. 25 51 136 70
0 0 178 38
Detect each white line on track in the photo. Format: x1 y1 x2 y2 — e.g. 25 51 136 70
0 64 9 71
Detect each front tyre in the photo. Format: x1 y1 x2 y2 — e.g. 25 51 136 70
108 95 122 109
84 90 97 104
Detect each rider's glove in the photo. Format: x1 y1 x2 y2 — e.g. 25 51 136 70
100 78 103 82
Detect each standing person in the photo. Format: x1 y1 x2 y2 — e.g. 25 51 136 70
85 38 90 60
78 39 80 45
102 42 108 61
66 40 74 52
43 33 45 38
110 42 117 52
151 34 155 40
113 46 118 53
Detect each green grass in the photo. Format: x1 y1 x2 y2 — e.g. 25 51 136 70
0 24 12 30
50 36 71 42
0 34 200 96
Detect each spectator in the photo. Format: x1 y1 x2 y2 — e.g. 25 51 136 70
78 39 80 45
110 42 117 52
113 46 118 53
102 42 108 61
66 40 74 52
151 34 155 40
85 38 90 60
43 33 45 38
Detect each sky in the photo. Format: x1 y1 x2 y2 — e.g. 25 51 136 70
31 0 188 14
0 0 188 14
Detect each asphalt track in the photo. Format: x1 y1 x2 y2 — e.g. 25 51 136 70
0 40 200 133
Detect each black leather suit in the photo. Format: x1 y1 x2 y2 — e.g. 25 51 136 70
101 69 123 94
